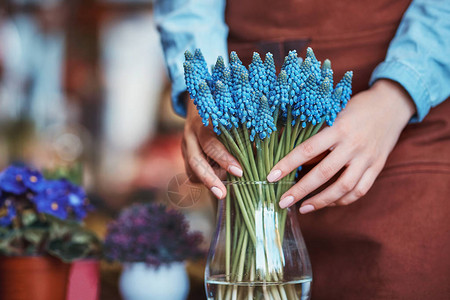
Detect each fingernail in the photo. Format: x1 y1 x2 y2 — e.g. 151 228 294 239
211 186 223 199
279 195 294 208
228 165 243 177
267 170 282 182
299 204 315 214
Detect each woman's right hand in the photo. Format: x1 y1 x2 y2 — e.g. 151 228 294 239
181 94 243 199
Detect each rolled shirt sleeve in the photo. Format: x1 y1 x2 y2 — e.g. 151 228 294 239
370 0 450 122
154 0 229 117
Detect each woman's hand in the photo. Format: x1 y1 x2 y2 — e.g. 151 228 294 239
267 79 416 214
182 94 243 199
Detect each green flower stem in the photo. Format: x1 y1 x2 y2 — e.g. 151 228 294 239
310 120 325 137
284 107 293 158
278 122 324 239
304 123 315 141
221 134 258 217
274 127 287 165
219 125 253 180
237 232 249 281
243 124 259 180
232 127 256 182
232 198 240 253
225 178 231 280
231 225 246 276
269 108 280 167
231 183 256 246
219 115 325 299
290 119 302 150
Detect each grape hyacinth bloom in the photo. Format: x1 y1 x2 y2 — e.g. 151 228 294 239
182 46 353 169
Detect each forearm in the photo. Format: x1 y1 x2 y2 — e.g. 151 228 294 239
370 0 450 122
154 0 228 117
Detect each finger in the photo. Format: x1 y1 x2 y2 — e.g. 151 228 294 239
298 159 367 213
198 132 243 177
302 151 330 166
278 147 349 209
335 165 381 206
267 128 337 182
186 136 227 199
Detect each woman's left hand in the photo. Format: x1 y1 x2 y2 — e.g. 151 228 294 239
266 79 416 214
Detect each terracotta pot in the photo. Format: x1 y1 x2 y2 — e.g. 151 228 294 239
0 256 71 300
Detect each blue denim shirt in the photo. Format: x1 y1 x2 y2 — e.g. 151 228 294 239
154 0 450 122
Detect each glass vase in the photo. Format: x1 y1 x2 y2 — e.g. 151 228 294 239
205 181 312 300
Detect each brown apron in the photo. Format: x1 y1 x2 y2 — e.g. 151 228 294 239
226 1 450 299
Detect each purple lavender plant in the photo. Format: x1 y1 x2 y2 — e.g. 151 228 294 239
104 203 204 267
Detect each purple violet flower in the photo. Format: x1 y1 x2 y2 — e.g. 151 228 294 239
104 203 204 267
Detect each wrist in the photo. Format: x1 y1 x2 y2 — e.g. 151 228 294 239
370 79 416 124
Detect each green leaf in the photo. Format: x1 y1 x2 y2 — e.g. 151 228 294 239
0 230 24 256
47 239 90 262
23 228 47 245
21 210 38 227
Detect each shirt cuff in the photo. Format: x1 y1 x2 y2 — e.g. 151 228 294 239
369 60 431 123
171 74 188 117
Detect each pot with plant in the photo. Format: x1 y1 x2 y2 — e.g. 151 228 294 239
104 203 204 300
0 164 102 300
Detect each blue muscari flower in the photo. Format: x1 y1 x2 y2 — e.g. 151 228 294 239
253 95 277 140
249 52 267 95
241 71 259 129
0 204 16 227
281 50 302 103
321 59 332 83
0 165 46 195
327 87 342 126
184 47 353 135
215 80 238 129
184 50 194 62
212 56 226 85
221 67 232 91
305 47 322 81
231 64 251 124
196 80 222 133
264 52 277 95
230 51 243 66
297 73 319 128
271 70 289 114
317 77 333 125
193 49 211 81
298 57 313 85
183 61 202 100
281 51 305 121
335 71 353 109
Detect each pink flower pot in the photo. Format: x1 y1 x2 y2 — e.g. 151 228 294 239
67 260 100 300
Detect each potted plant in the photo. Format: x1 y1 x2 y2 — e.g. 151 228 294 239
0 164 101 300
104 203 204 300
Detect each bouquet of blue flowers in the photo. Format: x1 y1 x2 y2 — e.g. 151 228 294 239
184 48 352 299
0 165 101 262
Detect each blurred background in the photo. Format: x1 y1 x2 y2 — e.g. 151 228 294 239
0 0 214 298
